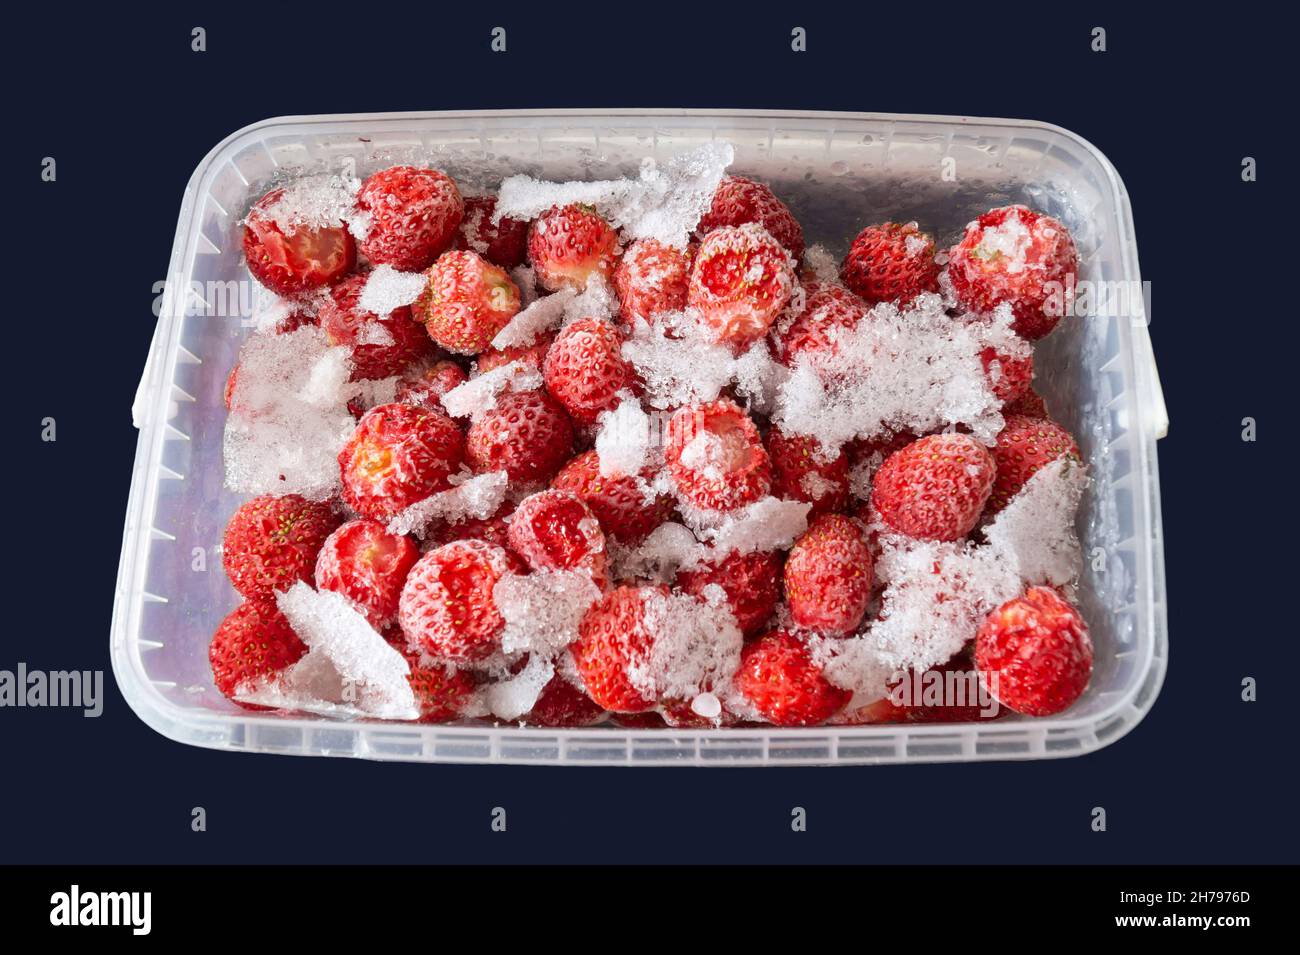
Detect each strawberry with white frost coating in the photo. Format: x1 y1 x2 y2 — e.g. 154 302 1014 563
948 205 1078 340
687 223 797 351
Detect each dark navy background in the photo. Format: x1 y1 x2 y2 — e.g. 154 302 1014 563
7 7 1292 863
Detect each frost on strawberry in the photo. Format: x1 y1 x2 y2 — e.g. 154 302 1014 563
338 403 466 521
398 539 522 662
948 205 1078 340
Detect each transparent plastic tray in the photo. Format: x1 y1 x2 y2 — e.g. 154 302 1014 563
114 109 1168 765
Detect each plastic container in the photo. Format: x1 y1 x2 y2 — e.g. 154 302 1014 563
114 109 1167 765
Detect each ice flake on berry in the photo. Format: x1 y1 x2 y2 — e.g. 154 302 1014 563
441 360 543 420
493 569 602 657
358 264 428 318
235 582 419 720
494 143 734 249
630 588 743 700
385 469 510 539
772 292 1011 449
490 288 577 349
255 172 369 240
984 457 1088 586
223 326 357 500
483 653 555 721
595 393 652 478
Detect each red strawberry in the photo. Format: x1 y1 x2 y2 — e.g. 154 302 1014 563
209 601 308 703
570 585 663 712
1003 388 1049 420
528 204 620 292
733 630 850 726
355 166 463 273
697 175 805 260
525 674 606 727
338 403 466 521
551 450 675 543
840 222 940 305
222 494 342 602
687 224 796 350
314 518 420 630
395 359 467 413
455 195 529 269
871 433 996 541
948 205 1078 340
613 238 692 321
399 645 476 722
665 399 771 512
242 187 356 295
766 428 849 519
676 548 781 637
542 318 635 426
476 330 555 374
987 414 1080 512
783 514 873 636
421 250 521 355
507 489 607 584
771 281 867 366
398 539 521 662
317 272 435 381
980 346 1034 404
466 388 574 484
425 501 516 552
975 586 1093 716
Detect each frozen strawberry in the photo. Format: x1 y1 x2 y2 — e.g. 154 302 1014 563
570 585 664 712
398 539 521 662
766 428 849 519
733 630 850 726
399 646 476 721
1003 387 1049 420
317 272 435 381
242 187 356 295
871 433 996 541
338 403 466 521
525 674 606 727
975 586 1092 716
609 710 668 728
542 318 635 426
507 489 607 584
698 175 805 260
665 399 771 512
551 450 675 543
222 494 342 602
987 414 1080 512
840 222 940 305
421 250 521 355
395 359 467 413
783 514 873 636
314 519 420 630
425 501 516 552
455 195 529 269
948 205 1078 340
687 223 796 350
980 345 1034 404
676 548 781 637
613 238 692 321
209 601 308 704
466 389 574 484
476 331 555 374
770 281 867 365
355 165 463 272
528 204 620 292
